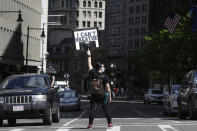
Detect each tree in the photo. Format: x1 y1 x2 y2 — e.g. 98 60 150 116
128 10 197 86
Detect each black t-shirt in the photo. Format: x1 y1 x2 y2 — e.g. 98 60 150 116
89 69 110 86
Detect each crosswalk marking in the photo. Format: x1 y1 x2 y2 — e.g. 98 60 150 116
158 125 178 131
106 126 120 131
10 129 24 131
56 110 87 131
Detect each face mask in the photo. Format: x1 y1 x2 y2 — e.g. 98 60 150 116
101 67 105 73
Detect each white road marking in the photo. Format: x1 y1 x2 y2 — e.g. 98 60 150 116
106 126 120 131
56 109 87 131
63 109 87 126
10 129 24 131
158 125 178 131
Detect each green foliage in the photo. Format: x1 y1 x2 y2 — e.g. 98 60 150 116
128 10 197 85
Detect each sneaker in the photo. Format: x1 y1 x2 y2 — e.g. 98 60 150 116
87 124 93 129
108 124 113 128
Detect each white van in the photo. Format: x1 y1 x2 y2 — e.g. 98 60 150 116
54 81 69 92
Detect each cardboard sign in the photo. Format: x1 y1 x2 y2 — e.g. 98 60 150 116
74 28 99 50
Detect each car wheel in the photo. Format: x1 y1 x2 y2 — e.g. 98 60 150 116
52 106 60 123
178 97 186 119
43 106 52 125
189 99 197 120
0 118 3 126
8 119 16 126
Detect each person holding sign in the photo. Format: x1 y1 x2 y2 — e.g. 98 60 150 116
87 49 112 129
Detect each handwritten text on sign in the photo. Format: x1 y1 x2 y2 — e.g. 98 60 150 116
74 28 99 50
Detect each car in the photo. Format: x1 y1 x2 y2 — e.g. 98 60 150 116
0 74 60 126
178 70 197 119
54 81 68 92
163 84 181 116
60 90 81 111
144 89 163 104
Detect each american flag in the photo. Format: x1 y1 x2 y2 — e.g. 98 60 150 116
164 12 181 34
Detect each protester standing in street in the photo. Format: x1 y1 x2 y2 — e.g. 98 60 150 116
87 49 112 129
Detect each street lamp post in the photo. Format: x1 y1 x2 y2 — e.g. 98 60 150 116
26 26 45 73
0 10 23 23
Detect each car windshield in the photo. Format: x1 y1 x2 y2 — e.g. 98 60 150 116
194 72 197 84
60 91 77 98
1 76 45 90
151 90 162 94
172 85 180 94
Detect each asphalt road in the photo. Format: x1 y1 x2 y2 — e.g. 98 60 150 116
1 99 197 131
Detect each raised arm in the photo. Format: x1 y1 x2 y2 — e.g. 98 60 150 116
87 49 93 70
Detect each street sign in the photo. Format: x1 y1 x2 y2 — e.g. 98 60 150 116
64 73 70 79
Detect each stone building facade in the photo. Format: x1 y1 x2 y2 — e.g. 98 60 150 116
0 0 48 82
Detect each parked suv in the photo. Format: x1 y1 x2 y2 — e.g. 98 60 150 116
178 70 197 119
0 74 60 126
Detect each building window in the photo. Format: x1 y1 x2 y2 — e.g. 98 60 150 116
56 48 61 53
74 61 79 72
88 1 91 7
76 21 79 27
52 0 56 7
94 21 97 27
83 11 86 17
129 6 134 14
135 28 140 35
99 22 102 28
60 16 67 25
99 2 102 8
76 11 79 17
94 1 98 8
83 1 86 7
136 5 141 13
129 17 133 25
61 0 64 7
135 39 140 48
141 27 147 34
76 0 79 6
66 0 69 7
88 11 91 18
142 4 147 12
99 12 102 18
82 21 86 27
129 28 133 37
130 0 134 3
135 16 140 24
94 11 97 18
87 21 91 27
142 16 146 24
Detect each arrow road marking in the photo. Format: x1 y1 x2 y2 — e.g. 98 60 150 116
106 126 120 131
158 125 178 131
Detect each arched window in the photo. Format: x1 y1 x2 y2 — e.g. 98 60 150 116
99 2 102 8
83 1 86 7
88 1 91 7
94 1 98 8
